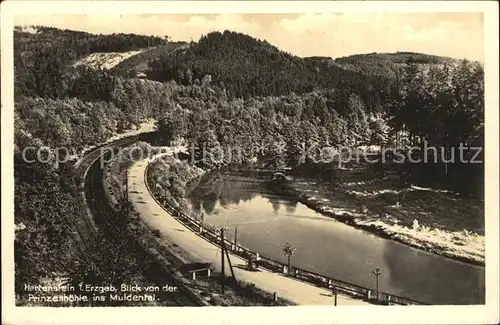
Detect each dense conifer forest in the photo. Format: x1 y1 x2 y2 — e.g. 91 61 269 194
13 26 484 298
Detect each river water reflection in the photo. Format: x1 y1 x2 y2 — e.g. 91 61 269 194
185 172 485 305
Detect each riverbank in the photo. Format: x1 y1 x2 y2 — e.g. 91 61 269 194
148 155 485 266
138 154 373 305
107 149 292 306
268 178 484 267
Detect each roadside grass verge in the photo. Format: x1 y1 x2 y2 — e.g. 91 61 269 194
112 148 295 306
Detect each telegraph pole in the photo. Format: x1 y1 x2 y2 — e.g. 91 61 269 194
332 287 338 306
220 227 226 294
234 227 238 248
124 171 128 200
372 267 382 302
223 238 236 283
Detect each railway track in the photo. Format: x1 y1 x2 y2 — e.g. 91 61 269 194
77 136 203 306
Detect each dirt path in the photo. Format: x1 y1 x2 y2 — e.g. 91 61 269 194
127 154 370 306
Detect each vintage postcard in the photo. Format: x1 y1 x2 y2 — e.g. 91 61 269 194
1 1 499 324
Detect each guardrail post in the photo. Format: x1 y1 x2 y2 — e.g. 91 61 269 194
144 157 426 306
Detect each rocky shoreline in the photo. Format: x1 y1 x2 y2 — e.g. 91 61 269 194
149 156 485 268
268 181 485 267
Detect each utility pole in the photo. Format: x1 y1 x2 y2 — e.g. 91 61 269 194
332 287 338 306
223 238 236 283
372 267 382 302
219 227 235 292
220 227 226 294
124 171 128 200
234 227 238 249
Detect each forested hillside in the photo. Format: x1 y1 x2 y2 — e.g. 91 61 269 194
147 31 393 103
332 51 458 76
14 26 167 98
13 26 484 301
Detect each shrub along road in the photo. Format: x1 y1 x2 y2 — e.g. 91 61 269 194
127 152 370 306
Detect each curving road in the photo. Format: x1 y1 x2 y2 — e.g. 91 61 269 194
74 136 202 306
128 153 371 306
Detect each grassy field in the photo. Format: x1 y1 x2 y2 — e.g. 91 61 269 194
73 49 146 70
110 42 189 75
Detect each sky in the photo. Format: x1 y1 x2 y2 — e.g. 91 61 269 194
14 13 484 61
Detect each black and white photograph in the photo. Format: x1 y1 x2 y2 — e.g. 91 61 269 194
1 1 499 325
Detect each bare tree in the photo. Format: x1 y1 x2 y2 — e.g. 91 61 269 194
283 242 296 276
371 267 382 301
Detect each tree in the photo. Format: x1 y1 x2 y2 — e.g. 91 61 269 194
14 157 79 296
283 122 304 168
369 113 389 146
262 134 286 171
346 93 370 146
282 242 296 276
371 267 382 301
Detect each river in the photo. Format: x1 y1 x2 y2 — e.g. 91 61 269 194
185 171 485 305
